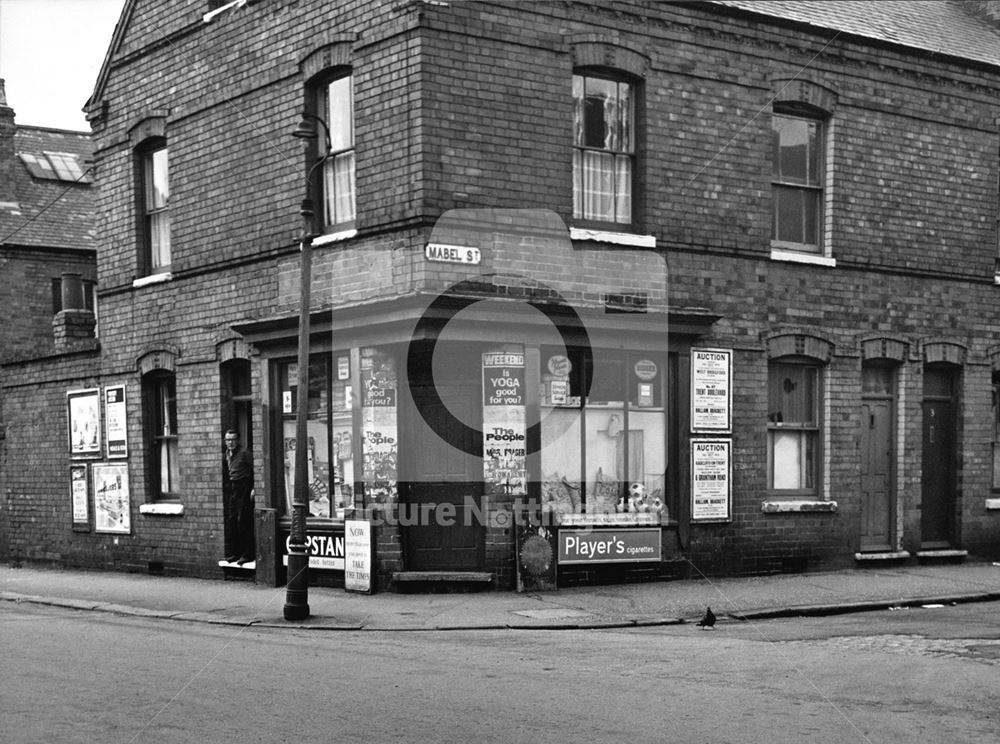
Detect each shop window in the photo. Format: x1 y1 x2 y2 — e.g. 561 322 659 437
144 371 179 500
540 348 666 515
771 110 824 253
572 72 635 227
767 361 820 492
277 354 354 520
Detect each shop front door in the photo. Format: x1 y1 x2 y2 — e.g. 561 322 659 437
403 347 484 571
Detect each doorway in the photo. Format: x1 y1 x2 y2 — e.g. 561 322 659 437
860 365 895 551
921 366 957 548
402 342 484 571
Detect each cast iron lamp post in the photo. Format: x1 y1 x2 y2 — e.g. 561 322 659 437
284 112 332 621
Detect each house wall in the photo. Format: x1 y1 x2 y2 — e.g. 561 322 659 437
3 0 1000 580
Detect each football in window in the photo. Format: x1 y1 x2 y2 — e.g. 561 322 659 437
767 362 819 492
771 111 823 252
572 73 635 227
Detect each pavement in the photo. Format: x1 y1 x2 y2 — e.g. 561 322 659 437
3 559 1000 631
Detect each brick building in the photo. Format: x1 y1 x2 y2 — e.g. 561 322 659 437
4 0 1000 589
0 79 98 561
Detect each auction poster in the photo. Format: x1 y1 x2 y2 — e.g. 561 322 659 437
691 438 731 522
93 463 131 534
104 384 128 458
482 350 526 497
70 464 89 528
67 388 101 457
691 348 732 433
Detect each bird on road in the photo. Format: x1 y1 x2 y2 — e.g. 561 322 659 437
696 606 716 628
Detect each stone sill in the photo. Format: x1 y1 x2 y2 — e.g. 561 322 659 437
569 227 656 248
139 503 184 516
312 228 358 247
769 248 836 268
985 498 1000 510
761 500 838 513
132 272 172 289
854 551 910 562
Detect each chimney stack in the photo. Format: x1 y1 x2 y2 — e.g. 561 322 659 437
0 79 18 205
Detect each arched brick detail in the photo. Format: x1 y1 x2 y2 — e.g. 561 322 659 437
766 332 834 363
300 37 357 81
570 37 651 78
860 335 909 363
128 113 168 146
988 345 1000 373
770 77 838 114
137 348 177 375
216 337 249 363
923 340 966 366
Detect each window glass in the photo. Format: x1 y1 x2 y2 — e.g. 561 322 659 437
279 358 332 518
146 372 178 499
573 73 634 225
540 348 667 516
319 74 355 229
143 145 171 272
767 362 819 492
771 113 822 251
993 375 1000 489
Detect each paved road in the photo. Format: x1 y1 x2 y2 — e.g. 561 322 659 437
4 600 997 743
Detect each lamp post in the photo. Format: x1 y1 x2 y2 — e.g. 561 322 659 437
284 112 331 621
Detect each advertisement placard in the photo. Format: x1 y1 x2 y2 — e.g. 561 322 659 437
70 464 89 529
557 528 661 565
691 348 732 432
67 388 101 458
93 463 130 534
691 438 732 522
344 519 373 593
104 385 128 458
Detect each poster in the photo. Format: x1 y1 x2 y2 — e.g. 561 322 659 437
344 519 372 593
67 388 101 457
691 438 731 522
482 350 526 497
70 465 89 528
691 348 732 432
104 385 128 458
361 348 398 506
93 463 131 534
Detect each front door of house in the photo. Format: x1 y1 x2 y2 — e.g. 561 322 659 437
921 367 956 547
403 343 484 571
860 387 893 551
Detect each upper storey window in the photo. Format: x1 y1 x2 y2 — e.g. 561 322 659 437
142 142 171 273
573 73 634 226
771 111 823 252
311 73 355 232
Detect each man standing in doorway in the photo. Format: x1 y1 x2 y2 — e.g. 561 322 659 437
224 429 255 565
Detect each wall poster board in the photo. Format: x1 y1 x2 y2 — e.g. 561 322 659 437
690 348 732 433
344 519 373 593
104 384 128 458
67 388 101 457
691 438 732 523
93 463 131 534
70 464 89 529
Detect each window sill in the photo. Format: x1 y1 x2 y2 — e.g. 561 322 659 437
985 498 1000 510
203 0 247 23
139 502 185 516
312 228 358 247
761 499 837 513
769 249 836 268
133 272 173 288
569 227 656 249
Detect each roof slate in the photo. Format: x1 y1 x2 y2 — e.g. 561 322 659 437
710 1 1000 68
0 127 96 251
